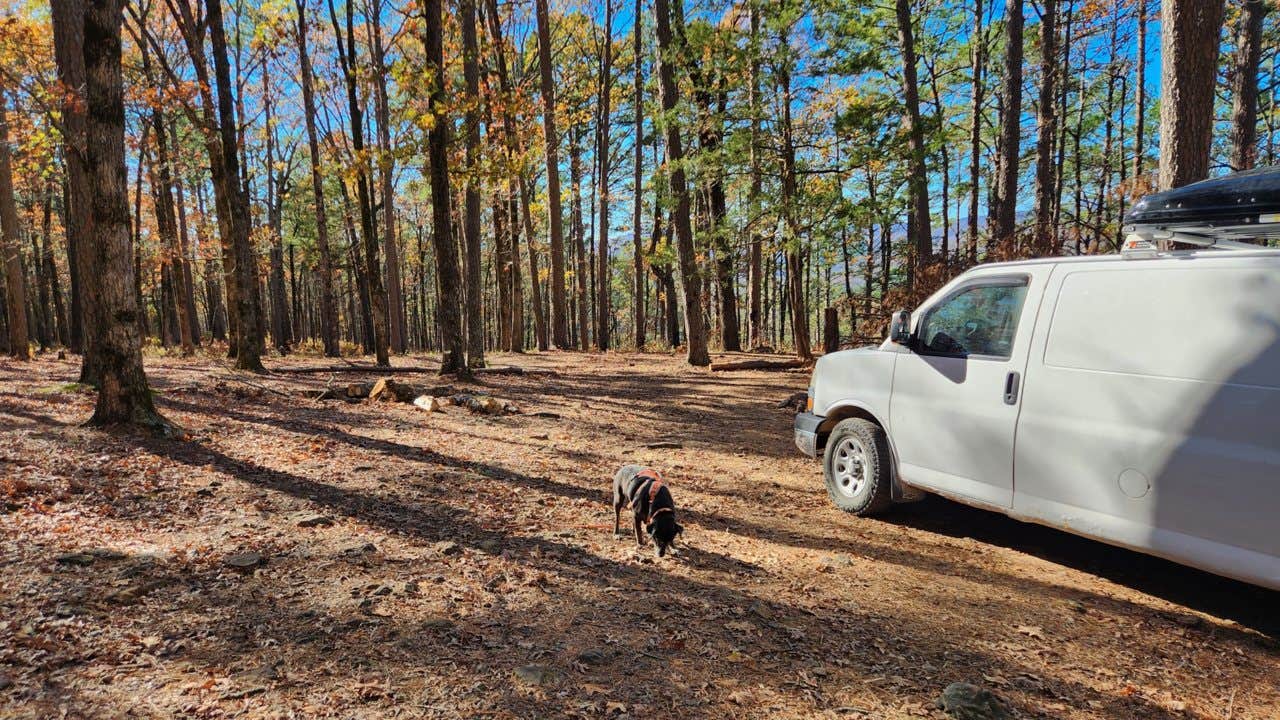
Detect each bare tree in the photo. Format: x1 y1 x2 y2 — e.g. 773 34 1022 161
631 0 645 351
595 0 613 351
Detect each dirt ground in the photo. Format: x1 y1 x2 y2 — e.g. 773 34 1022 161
1 350 1277 719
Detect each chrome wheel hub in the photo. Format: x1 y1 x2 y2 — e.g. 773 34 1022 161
833 437 867 498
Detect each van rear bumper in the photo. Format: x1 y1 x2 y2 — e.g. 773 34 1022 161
794 412 824 458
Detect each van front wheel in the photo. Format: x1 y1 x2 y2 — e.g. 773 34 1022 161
822 419 893 516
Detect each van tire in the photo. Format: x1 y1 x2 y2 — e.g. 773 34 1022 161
822 419 893 516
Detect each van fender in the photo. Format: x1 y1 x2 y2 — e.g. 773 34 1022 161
819 400 925 503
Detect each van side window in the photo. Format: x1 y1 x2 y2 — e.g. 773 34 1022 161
918 280 1029 359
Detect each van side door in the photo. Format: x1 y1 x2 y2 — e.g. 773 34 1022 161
888 269 1049 509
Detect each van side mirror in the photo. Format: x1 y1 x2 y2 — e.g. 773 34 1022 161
890 310 912 346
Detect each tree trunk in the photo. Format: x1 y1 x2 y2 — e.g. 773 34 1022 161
1229 0 1267 172
1132 0 1147 179
570 127 589 349
967 0 984 263
895 0 933 271
632 1 646 350
295 2 340 357
1033 0 1057 255
261 69 291 356
51 0 90 362
419 0 466 374
1158 0 1226 190
82 0 166 428
653 0 709 366
595 0 613 351
777 63 811 361
534 0 570 348
0 101 30 360
207 0 263 371
368 0 407 354
992 0 1023 246
460 0 485 367
329 0 388 367
747 7 764 350
147 104 194 355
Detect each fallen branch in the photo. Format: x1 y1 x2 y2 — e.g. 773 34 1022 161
709 359 811 372
471 366 559 377
269 363 442 375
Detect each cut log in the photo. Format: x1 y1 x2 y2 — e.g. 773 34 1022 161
346 382 375 399
450 393 519 415
710 359 811 372
370 378 422 403
413 395 447 412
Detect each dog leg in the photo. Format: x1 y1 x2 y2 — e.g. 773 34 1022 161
633 517 644 547
613 506 621 537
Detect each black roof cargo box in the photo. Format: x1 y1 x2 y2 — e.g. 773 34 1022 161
1124 166 1280 228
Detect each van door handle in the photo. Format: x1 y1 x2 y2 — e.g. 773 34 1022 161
1003 371 1020 405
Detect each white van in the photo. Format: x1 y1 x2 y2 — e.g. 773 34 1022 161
794 243 1280 590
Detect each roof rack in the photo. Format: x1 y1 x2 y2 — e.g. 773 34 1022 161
1121 224 1264 258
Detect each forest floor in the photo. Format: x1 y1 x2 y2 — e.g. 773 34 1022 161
1 350 1277 720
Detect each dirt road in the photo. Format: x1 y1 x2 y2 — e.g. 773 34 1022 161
1 352 1276 718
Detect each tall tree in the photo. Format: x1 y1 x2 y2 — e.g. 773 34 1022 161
1229 0 1268 172
746 5 763 349
534 0 570 348
1132 0 1147 179
966 0 985 262
0 99 30 360
207 0 264 371
461 0 485 367
653 0 709 366
329 0 389 366
1158 0 1226 190
295 0 340 357
82 0 167 428
1033 0 1057 254
368 0 407 353
992 0 1023 245
595 0 613 351
420 0 465 373
51 0 89 363
631 0 645 351
895 0 932 271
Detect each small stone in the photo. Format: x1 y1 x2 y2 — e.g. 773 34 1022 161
1067 600 1087 614
372 585 392 597
343 543 378 556
936 682 1011 720
576 648 608 665
0 675 11 691
224 552 264 569
55 552 95 566
403 580 420 594
478 539 502 554
514 664 557 685
195 487 215 497
422 617 454 631
294 513 334 528
434 541 463 556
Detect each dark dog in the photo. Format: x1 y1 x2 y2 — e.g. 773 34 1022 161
612 465 684 557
